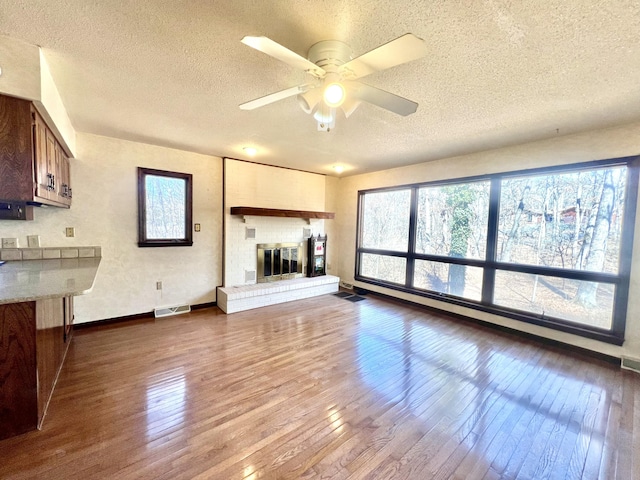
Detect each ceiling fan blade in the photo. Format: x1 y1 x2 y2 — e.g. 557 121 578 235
239 85 310 110
338 33 428 80
241 36 325 78
349 82 419 116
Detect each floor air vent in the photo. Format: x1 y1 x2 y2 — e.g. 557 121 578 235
333 292 366 303
154 304 191 318
621 356 640 374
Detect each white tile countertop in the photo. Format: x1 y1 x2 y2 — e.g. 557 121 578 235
0 257 101 304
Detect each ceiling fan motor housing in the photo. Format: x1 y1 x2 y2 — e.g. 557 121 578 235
307 40 352 71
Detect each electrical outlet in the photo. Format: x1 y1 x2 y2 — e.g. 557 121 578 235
2 238 18 248
194 223 201 232
156 281 162 290
65 227 75 237
27 235 40 248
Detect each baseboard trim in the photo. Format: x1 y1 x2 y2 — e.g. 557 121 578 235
74 301 218 330
191 301 217 311
359 288 621 367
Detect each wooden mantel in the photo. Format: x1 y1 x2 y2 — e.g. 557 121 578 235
230 206 335 220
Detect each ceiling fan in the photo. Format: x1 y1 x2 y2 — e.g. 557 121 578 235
239 33 428 131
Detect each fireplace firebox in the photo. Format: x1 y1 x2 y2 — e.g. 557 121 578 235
257 242 304 283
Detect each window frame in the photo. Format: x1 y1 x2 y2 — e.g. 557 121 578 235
355 156 640 345
137 167 193 248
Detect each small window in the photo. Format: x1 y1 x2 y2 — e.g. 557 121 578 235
138 167 193 247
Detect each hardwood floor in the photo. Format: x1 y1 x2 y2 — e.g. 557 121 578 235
1 293 639 479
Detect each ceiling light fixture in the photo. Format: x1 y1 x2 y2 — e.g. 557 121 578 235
239 33 428 133
243 147 257 156
340 96 361 118
297 88 322 114
313 103 336 132
333 165 344 174
323 82 345 108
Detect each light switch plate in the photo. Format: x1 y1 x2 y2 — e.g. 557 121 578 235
27 235 41 248
2 237 18 248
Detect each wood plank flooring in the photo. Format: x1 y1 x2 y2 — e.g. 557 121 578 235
1 293 639 479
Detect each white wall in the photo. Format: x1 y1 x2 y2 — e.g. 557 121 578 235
224 159 327 287
0 36 76 156
324 176 340 276
36 51 77 156
0 133 223 323
333 121 640 360
0 35 40 101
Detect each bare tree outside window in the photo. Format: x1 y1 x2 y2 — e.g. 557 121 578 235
497 167 625 274
411 181 490 299
138 167 193 247
356 158 638 344
361 189 411 251
495 167 626 327
359 189 411 282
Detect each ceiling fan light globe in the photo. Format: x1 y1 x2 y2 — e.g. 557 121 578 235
313 107 335 124
297 88 321 114
323 83 345 107
340 97 361 118
297 94 313 114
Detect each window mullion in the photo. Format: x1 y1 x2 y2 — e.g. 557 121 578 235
612 159 639 338
406 187 418 287
482 177 501 305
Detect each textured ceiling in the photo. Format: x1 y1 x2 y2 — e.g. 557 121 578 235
1 1 639 176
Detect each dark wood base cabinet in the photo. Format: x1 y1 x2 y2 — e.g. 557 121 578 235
0 297 73 440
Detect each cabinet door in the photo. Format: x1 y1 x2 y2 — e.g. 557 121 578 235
64 296 74 341
57 147 72 206
32 111 52 200
34 112 72 207
0 96 34 202
0 302 38 440
45 129 58 199
36 298 65 425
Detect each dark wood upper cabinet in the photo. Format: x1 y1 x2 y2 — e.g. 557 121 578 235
0 95 34 203
0 93 72 212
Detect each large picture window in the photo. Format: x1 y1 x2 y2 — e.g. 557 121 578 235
356 157 639 344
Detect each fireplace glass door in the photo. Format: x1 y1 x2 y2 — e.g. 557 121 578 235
257 242 304 282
